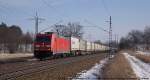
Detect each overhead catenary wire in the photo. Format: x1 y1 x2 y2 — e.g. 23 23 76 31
84 19 118 42
41 0 53 8
39 20 63 33
101 0 116 55
40 0 68 19
39 0 67 32
101 0 111 16
84 19 109 33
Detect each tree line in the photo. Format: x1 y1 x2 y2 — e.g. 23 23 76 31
0 22 84 53
119 26 150 50
0 22 33 53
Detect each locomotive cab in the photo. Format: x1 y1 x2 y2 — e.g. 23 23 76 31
34 32 53 59
34 32 70 59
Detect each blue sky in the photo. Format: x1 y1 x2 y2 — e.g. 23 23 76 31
0 0 150 42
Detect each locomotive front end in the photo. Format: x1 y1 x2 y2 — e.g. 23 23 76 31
34 34 52 59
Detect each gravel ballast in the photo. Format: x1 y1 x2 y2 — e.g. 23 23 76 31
8 53 107 80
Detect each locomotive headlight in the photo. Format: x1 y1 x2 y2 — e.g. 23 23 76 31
35 45 40 47
45 45 50 47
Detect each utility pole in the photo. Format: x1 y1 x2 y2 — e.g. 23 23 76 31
109 16 112 56
29 12 45 35
106 16 112 58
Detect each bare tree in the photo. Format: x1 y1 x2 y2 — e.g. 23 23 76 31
144 26 150 49
68 22 83 38
52 24 66 36
119 30 144 50
21 32 33 52
128 30 143 49
6 25 23 53
0 22 8 53
119 37 131 49
0 22 33 53
52 22 83 38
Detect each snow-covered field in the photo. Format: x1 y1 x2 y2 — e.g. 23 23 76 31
72 57 110 80
0 53 33 60
123 53 150 80
136 51 150 56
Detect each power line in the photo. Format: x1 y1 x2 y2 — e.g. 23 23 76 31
40 0 53 9
84 19 109 33
101 0 111 16
39 20 63 33
40 0 65 18
101 0 117 55
40 0 59 14
84 19 118 37
85 17 115 57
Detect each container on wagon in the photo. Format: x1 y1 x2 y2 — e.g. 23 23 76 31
91 42 95 51
86 42 92 51
71 37 80 51
79 39 86 51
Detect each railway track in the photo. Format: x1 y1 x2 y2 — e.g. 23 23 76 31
0 56 78 75
0 53 105 80
0 57 54 75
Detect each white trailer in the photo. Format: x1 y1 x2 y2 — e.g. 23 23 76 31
71 37 80 51
98 44 102 51
91 42 95 51
79 39 86 51
86 42 92 51
94 43 101 51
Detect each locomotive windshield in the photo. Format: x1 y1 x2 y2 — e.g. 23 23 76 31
35 36 51 43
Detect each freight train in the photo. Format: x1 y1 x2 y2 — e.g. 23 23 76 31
34 32 109 59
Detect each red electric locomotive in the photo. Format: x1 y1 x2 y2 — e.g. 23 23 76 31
34 32 70 59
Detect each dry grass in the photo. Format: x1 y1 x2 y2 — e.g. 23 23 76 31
102 52 138 80
135 54 150 63
0 53 33 60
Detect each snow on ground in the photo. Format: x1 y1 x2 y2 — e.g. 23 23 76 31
123 53 150 80
136 51 150 56
0 53 33 60
72 57 110 80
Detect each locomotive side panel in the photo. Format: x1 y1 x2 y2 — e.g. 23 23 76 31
52 34 70 54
